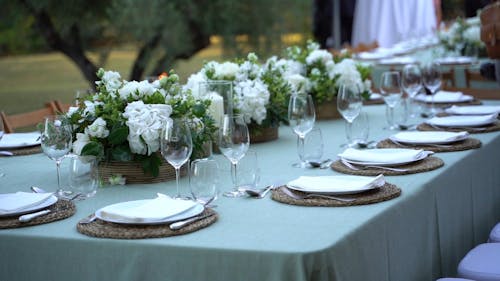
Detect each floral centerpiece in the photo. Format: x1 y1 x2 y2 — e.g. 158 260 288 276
66 68 216 184
285 40 372 118
438 14 486 56
184 53 295 142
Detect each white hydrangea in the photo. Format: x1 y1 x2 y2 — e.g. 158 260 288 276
96 70 122 93
305 49 333 65
123 101 172 155
183 72 208 98
213 61 239 80
233 79 270 125
118 80 158 100
72 133 90 155
287 74 309 95
333 59 364 92
463 25 480 43
85 117 109 138
236 60 261 81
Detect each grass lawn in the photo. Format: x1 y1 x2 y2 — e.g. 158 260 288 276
0 44 223 115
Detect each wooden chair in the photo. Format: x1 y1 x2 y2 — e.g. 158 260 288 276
443 68 500 100
441 69 456 88
1 101 59 133
54 100 72 113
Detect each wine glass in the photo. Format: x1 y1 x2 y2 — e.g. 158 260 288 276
41 115 72 197
337 84 362 146
160 118 193 199
402 64 422 118
379 71 403 130
218 114 249 197
422 62 442 116
288 94 315 168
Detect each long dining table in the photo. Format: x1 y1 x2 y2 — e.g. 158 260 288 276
1 101 499 281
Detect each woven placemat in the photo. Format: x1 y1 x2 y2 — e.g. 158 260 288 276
271 184 401 207
416 99 482 108
376 138 482 152
0 199 76 229
0 145 42 157
330 156 444 176
417 122 500 134
76 208 217 239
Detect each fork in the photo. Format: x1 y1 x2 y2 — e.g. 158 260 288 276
340 158 408 172
280 186 356 202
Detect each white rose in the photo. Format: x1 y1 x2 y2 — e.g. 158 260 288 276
73 133 90 155
85 117 109 138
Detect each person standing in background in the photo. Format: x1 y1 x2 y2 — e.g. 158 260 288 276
313 0 357 49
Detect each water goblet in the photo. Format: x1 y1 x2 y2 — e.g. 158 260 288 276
422 62 442 116
299 127 324 167
236 150 260 190
337 84 362 146
218 114 250 197
190 158 219 205
160 118 193 199
288 94 315 168
380 71 403 130
41 115 72 197
349 111 370 147
402 64 422 118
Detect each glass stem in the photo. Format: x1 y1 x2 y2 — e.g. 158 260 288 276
297 136 305 164
387 107 395 128
345 121 353 145
175 167 181 198
231 162 238 191
55 159 62 193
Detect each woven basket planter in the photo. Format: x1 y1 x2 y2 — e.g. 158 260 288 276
98 160 185 184
249 125 279 143
315 100 341 120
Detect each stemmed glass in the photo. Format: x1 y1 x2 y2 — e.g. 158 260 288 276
422 62 442 116
402 64 422 118
380 71 403 130
337 84 362 146
41 115 72 197
160 118 193 199
218 114 249 197
288 94 315 168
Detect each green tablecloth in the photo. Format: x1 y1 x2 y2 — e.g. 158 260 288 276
1 103 499 281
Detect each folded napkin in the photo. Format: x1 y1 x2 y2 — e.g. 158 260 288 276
445 105 500 116
0 132 41 149
426 114 498 127
0 192 54 214
287 174 385 194
99 193 197 223
370 93 382 100
415 91 470 103
391 131 469 144
338 148 428 164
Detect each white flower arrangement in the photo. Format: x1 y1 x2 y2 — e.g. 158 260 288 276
438 14 485 55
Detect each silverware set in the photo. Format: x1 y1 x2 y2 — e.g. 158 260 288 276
340 158 409 172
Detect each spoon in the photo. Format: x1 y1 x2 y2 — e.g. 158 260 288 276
244 184 275 198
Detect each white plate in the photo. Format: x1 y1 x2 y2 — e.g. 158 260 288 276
414 93 474 103
390 131 469 145
287 175 385 195
95 200 204 225
445 105 500 116
0 195 57 217
426 115 498 127
340 150 431 167
0 132 41 149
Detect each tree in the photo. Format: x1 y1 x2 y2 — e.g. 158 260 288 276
5 0 311 87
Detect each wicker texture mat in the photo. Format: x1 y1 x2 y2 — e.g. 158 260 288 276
376 138 482 152
271 183 401 207
0 145 42 157
417 122 500 134
0 199 76 229
417 99 482 108
76 208 217 239
330 156 444 176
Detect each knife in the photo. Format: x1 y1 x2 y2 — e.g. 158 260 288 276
169 213 215 230
18 209 52 222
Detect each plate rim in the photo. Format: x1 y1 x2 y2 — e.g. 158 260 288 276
390 132 469 144
95 199 204 225
414 94 474 103
340 149 429 167
426 116 497 127
286 175 383 195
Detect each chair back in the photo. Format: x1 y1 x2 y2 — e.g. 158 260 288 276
1 101 59 133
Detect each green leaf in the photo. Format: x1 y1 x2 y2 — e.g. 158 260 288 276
140 154 162 177
111 145 132 161
81 141 104 158
108 126 129 145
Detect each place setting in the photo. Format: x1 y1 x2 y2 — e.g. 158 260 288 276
413 90 481 109
76 193 217 239
417 113 500 134
376 131 482 152
0 131 42 156
330 147 444 176
271 174 401 207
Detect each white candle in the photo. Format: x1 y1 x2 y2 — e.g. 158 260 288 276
207 92 224 127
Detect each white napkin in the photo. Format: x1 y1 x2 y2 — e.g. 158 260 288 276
391 131 469 144
445 105 500 116
287 174 385 194
426 114 498 127
0 192 54 214
0 132 41 149
415 91 469 103
369 93 382 100
338 148 428 164
99 193 197 223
